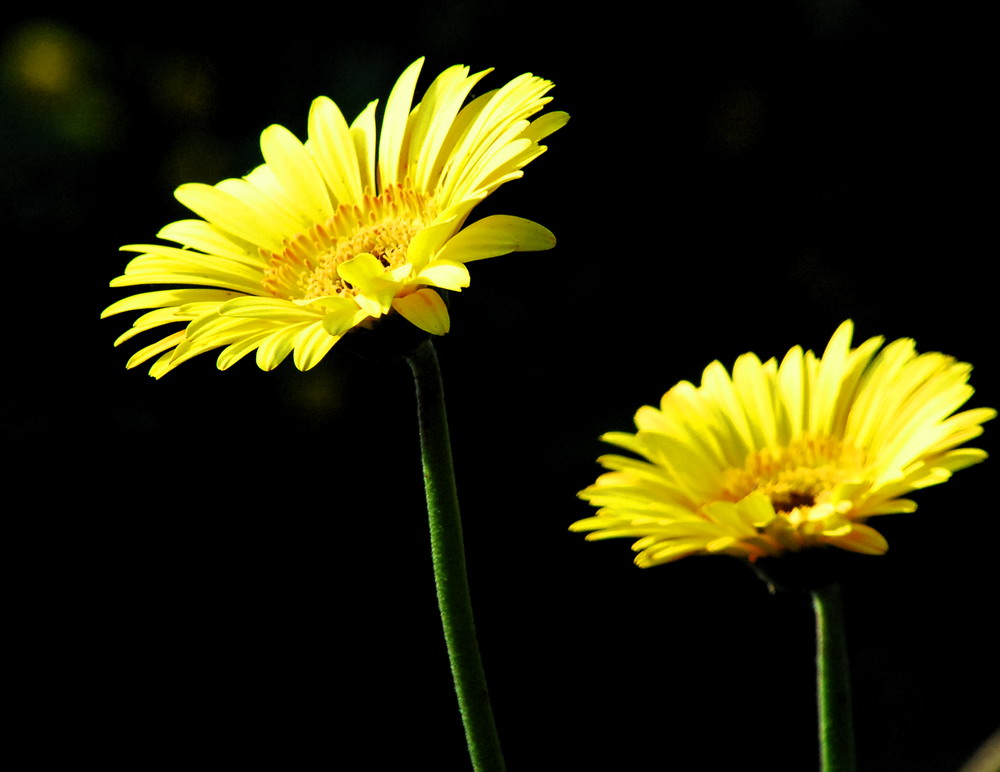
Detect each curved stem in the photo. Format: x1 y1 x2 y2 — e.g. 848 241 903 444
406 338 505 772
812 583 857 772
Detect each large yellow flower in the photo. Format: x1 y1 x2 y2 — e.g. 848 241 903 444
571 322 994 568
103 58 567 376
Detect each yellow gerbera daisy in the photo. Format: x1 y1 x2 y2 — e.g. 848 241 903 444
103 58 567 376
571 321 994 568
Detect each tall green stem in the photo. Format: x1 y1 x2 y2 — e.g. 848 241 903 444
406 338 505 772
812 583 856 772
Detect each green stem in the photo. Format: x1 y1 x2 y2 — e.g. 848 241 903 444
406 338 505 772
812 583 857 772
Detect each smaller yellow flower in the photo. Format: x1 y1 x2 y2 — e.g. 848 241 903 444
571 321 994 568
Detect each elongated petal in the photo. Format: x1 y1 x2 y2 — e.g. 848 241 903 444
351 100 379 195
416 259 470 291
175 182 288 253
378 58 424 188
260 123 334 223
308 96 364 206
156 219 258 264
392 288 450 335
256 322 311 370
102 289 240 318
293 321 339 371
436 215 555 263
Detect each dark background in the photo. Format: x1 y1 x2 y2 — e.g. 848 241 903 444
4 2 996 769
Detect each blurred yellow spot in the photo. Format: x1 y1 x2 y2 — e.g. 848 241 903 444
3 22 83 96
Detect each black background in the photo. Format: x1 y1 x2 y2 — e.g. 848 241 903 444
3 2 997 769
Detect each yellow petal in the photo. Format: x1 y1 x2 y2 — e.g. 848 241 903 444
260 123 334 223
436 215 555 263
293 321 339 371
409 65 491 191
378 57 424 188
175 181 288 253
308 96 364 206
216 330 273 371
521 110 570 143
320 299 368 337
337 253 400 316
351 100 379 195
218 296 321 321
255 323 311 371
126 330 186 369
416 259 470 291
156 219 258 264
392 288 450 335
101 288 239 318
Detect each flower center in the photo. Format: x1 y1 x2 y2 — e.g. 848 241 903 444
723 436 867 517
261 183 436 301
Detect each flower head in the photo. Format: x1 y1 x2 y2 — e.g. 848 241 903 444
103 58 567 376
571 322 994 568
